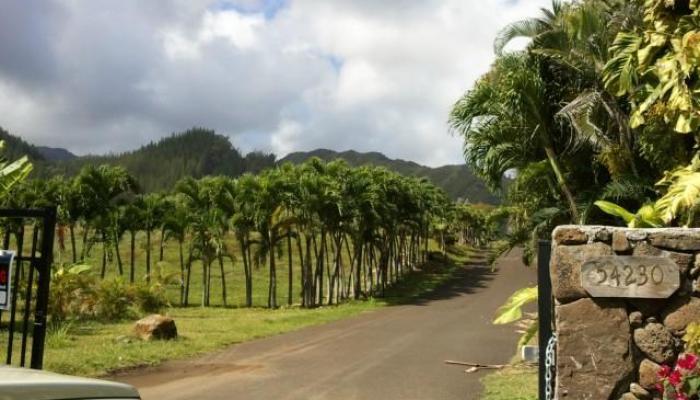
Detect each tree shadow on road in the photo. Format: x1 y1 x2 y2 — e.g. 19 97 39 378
380 249 498 307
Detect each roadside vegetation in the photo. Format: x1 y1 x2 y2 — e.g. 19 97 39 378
0 135 502 374
454 0 700 395
0 244 475 376
480 365 537 400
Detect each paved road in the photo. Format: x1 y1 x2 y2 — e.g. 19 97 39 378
114 249 536 400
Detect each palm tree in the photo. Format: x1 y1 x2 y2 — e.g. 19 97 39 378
175 177 228 307
451 53 580 222
252 169 298 309
139 193 165 283
162 197 190 304
74 165 138 278
119 200 143 283
233 174 257 307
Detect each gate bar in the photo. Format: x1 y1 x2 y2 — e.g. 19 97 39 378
538 240 553 400
31 206 56 369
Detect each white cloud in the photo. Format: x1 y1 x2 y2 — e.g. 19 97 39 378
0 0 551 166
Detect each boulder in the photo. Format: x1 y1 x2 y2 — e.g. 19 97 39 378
662 297 700 335
633 323 675 364
551 243 613 302
134 314 178 341
556 298 634 400
638 359 662 390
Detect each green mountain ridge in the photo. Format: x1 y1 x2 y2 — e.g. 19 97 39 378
280 149 498 203
0 126 497 203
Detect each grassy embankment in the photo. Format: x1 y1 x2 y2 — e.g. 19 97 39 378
2 229 479 377
480 366 537 400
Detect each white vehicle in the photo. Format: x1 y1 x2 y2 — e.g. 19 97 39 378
0 366 140 400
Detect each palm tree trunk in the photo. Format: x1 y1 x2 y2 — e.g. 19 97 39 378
114 229 123 276
129 231 136 284
353 242 362 299
246 233 253 306
81 225 89 261
206 259 212 306
101 236 107 279
330 234 342 305
304 235 314 307
296 233 306 307
218 252 227 307
287 230 293 306
146 229 152 284
240 236 252 307
69 224 77 263
201 259 207 306
324 235 331 304
316 232 326 305
179 240 185 305
184 251 192 306
544 145 580 223
268 234 277 309
159 227 166 262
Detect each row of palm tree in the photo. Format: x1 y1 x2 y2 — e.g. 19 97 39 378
6 158 466 309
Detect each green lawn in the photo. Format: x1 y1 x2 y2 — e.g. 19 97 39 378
1 242 477 377
480 366 537 400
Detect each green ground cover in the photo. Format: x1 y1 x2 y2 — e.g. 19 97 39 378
1 243 475 377
480 366 537 400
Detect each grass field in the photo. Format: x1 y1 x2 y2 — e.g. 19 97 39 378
1 237 475 377
50 227 438 308
480 366 537 400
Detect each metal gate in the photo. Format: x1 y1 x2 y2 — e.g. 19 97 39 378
0 207 56 369
538 240 554 400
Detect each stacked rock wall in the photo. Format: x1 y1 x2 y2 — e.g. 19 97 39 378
551 226 700 400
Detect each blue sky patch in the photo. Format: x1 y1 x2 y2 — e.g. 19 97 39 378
214 0 288 19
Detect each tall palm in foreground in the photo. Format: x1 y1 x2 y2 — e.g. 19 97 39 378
451 53 580 222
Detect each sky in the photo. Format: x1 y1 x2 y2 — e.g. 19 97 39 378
0 0 550 167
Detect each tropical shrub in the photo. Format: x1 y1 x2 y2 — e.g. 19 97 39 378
133 283 170 314
604 0 700 133
49 263 97 321
685 323 700 354
95 278 137 321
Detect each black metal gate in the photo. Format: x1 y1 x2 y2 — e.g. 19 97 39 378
0 207 56 369
538 240 554 400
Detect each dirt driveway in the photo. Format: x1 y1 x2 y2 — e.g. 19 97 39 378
114 249 536 400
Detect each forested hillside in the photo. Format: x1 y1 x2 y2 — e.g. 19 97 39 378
0 127 47 162
0 126 496 201
281 149 498 203
29 128 276 192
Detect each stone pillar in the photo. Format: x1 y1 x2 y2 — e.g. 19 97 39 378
550 226 700 400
